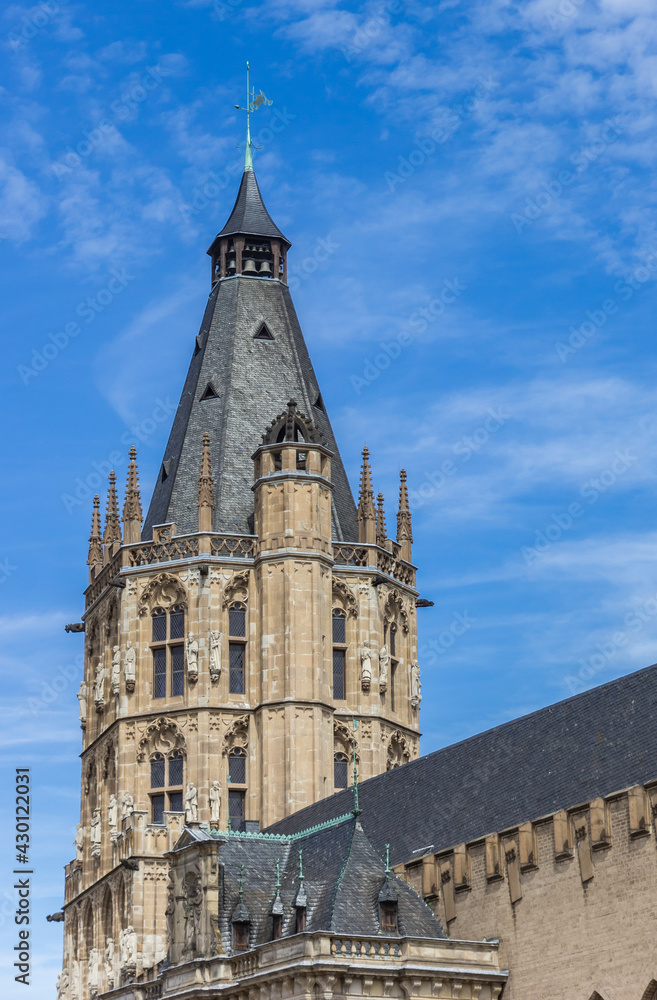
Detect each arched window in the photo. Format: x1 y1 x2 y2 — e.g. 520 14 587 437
334 751 348 789
151 605 185 699
228 603 247 694
150 750 184 823
228 747 247 831
332 609 347 700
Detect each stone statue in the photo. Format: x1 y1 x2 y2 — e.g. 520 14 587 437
88 947 100 993
121 791 135 819
410 660 422 708
74 823 84 861
186 633 199 682
183 876 202 956
70 959 80 1000
360 640 373 691
165 888 176 955
108 794 118 834
120 925 137 966
379 645 390 692
209 630 222 682
94 661 105 711
124 641 136 692
56 969 69 1000
209 780 222 825
77 681 87 727
185 782 198 823
104 937 114 987
111 645 121 695
90 808 101 856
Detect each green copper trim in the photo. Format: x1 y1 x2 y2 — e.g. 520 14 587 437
201 811 354 843
244 62 253 172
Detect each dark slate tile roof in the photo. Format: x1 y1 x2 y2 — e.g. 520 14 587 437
179 815 443 954
215 169 289 242
266 663 657 865
143 274 358 541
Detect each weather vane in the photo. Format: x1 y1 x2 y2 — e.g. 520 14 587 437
234 61 273 171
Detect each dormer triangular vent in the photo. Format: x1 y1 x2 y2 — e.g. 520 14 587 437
200 382 219 401
254 322 274 341
161 460 172 483
313 393 325 412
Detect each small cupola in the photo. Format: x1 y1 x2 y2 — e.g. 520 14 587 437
231 867 251 952
378 846 399 934
270 859 284 940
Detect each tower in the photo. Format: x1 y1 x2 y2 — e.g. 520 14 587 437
60 125 422 997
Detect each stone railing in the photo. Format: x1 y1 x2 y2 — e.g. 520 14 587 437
333 544 416 587
330 937 402 959
85 551 122 608
127 536 199 566
232 951 259 977
141 981 163 1000
211 535 257 559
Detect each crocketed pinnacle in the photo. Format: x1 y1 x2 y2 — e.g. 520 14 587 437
376 493 387 547
197 432 215 532
357 448 376 524
87 495 103 568
396 470 413 543
103 471 121 548
122 447 143 524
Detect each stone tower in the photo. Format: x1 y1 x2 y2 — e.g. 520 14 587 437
60 161 422 997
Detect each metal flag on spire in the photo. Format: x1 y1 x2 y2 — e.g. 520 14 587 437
234 62 273 171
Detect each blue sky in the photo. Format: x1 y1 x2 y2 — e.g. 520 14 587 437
3 0 657 992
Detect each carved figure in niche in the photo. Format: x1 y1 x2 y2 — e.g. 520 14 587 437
111 645 121 695
209 780 222 825
94 661 106 711
70 959 80 1000
183 875 203 956
90 808 102 856
186 633 199 682
185 782 198 823
410 660 421 708
88 947 100 993
108 794 118 834
74 823 84 861
120 926 137 966
56 969 69 1000
77 681 87 727
121 791 135 819
104 938 114 987
360 640 373 691
165 888 175 954
209 630 222 681
124 641 136 692
379 645 390 692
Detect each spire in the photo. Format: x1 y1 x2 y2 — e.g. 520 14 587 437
103 471 121 562
87 495 103 580
197 432 215 532
122 447 143 544
396 469 413 562
376 492 387 547
357 447 376 544
351 718 361 816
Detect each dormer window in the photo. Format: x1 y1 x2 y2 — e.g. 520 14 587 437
272 913 283 939
380 900 398 933
295 906 306 933
233 921 249 952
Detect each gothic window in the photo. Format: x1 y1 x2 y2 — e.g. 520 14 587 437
332 609 347 700
334 751 348 789
229 603 246 694
380 900 398 933
150 750 184 823
151 605 185 699
228 747 247 831
229 789 246 831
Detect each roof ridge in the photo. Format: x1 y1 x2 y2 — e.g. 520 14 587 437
328 819 357 931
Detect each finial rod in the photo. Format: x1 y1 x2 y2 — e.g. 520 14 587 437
352 718 361 815
233 62 272 172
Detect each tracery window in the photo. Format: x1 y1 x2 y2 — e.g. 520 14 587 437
151 605 185 699
228 747 247 831
150 749 184 823
334 751 348 789
332 609 347 700
228 602 246 694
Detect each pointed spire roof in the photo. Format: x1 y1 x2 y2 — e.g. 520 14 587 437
396 469 413 543
376 493 387 547
87 495 103 568
103 471 121 548
122 447 143 523
357 447 376 523
214 169 289 244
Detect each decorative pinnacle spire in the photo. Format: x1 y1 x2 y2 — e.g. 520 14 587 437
87 495 103 570
385 843 391 876
275 858 281 891
357 447 376 517
352 718 361 816
103 471 121 552
239 864 245 901
197 432 215 531
396 470 413 539
298 849 304 882
233 61 272 173
122 447 143 542
376 492 387 547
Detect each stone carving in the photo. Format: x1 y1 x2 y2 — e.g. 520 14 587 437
410 661 421 708
74 823 84 861
121 791 135 819
186 633 199 682
104 938 114 988
77 681 87 728
108 794 118 835
90 808 101 857
88 947 100 994
332 578 358 617
221 570 249 608
222 715 249 756
387 730 411 770
111 645 121 695
209 780 222 825
209 630 222 681
185 782 198 823
334 720 359 762
70 959 80 1000
165 887 176 956
94 661 106 712
120 926 137 967
138 572 187 617
383 590 410 633
124 641 136 692
56 969 69 1000
183 873 203 956
137 717 185 762
360 640 373 691
379 645 390 692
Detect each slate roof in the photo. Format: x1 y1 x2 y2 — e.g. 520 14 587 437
214 169 289 243
267 662 657 865
177 815 444 954
143 172 358 540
